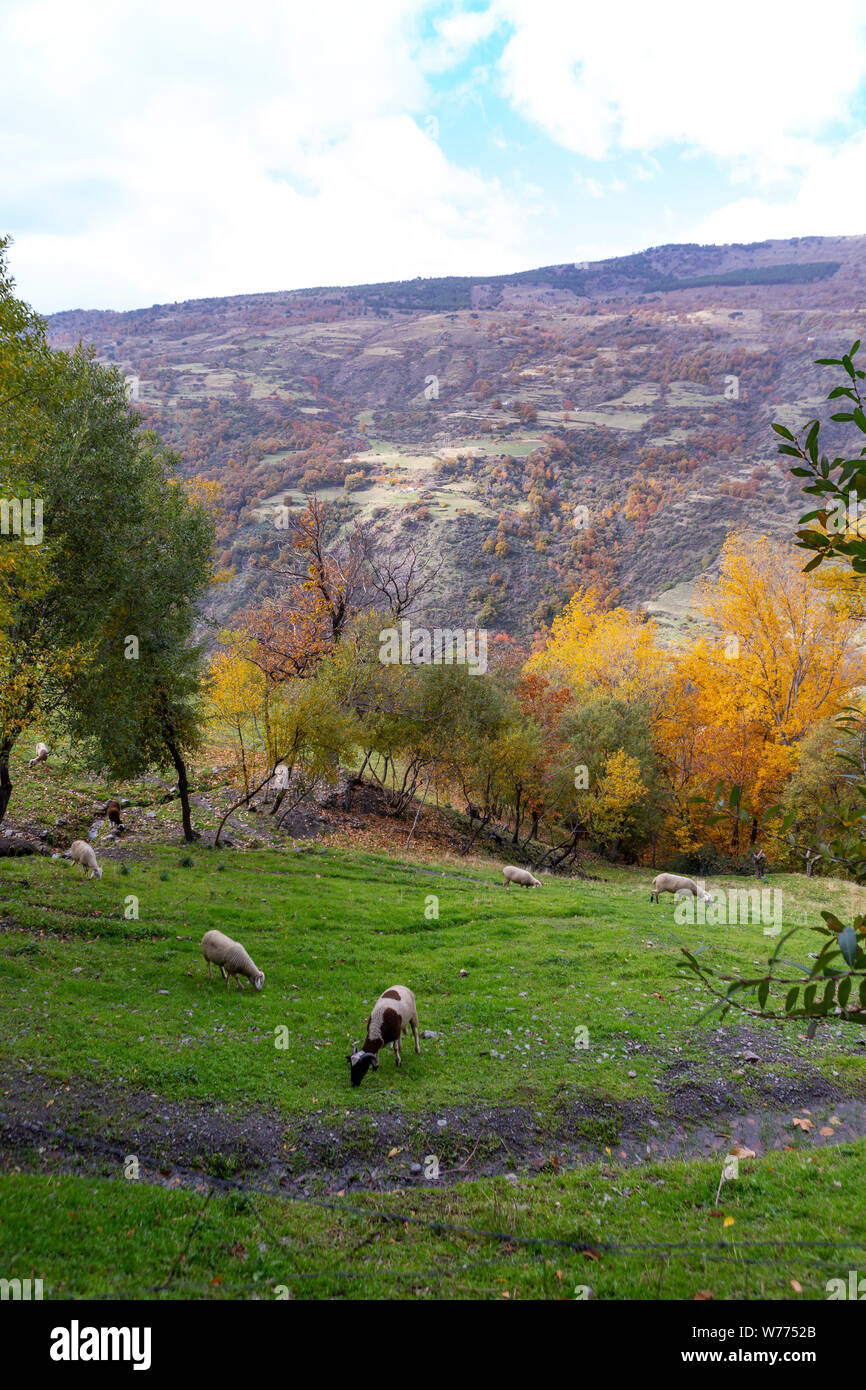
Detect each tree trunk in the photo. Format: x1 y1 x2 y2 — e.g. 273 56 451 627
512 788 522 845
405 770 432 852
165 735 196 841
0 743 12 825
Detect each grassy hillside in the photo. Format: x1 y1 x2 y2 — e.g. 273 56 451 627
3 831 866 1299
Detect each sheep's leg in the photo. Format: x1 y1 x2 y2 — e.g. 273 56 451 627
207 960 213 981
411 1018 420 1053
394 1037 402 1066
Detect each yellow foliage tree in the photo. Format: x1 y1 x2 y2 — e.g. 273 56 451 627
526 588 669 713
588 747 647 849
656 532 865 851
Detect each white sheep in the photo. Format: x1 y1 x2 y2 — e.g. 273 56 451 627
64 839 103 880
503 864 542 889
350 985 420 1087
650 873 715 905
201 929 264 991
28 742 49 769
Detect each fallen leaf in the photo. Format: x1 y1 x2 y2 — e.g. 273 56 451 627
790 1279 803 1294
387 1146 403 1158
792 1117 814 1132
729 1144 756 1159
694 1289 714 1300
723 1216 735 1228
819 1126 835 1138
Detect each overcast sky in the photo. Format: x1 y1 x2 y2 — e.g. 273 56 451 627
3 0 866 313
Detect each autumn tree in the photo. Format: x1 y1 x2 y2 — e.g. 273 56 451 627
0 240 205 824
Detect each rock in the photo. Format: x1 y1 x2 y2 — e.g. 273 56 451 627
410 1162 422 1174
504 1173 518 1185
459 968 468 978
421 1030 439 1040
145 811 157 819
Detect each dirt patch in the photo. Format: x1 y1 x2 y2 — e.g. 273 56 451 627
2 1048 865 1199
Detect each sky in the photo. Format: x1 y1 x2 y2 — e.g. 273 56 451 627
3 0 866 313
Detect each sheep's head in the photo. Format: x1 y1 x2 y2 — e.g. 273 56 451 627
253 970 265 991
94 866 103 880
349 1050 377 1087
701 891 715 904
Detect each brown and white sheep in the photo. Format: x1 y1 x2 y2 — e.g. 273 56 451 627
350 985 420 1087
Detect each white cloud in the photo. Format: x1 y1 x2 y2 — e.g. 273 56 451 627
493 0 866 179
4 0 866 310
693 131 866 243
0 0 531 310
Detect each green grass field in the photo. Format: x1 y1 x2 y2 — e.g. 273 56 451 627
3 829 866 1299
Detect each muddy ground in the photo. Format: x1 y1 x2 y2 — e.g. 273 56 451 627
3 1023 866 1199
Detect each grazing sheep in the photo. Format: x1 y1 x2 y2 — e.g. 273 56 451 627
350 985 420 1087
201 929 264 991
650 873 714 905
28 742 49 769
64 840 103 880
106 800 125 832
503 864 542 889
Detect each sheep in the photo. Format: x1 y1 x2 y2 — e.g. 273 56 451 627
650 873 715 905
106 800 125 832
201 929 264 992
64 839 103 880
503 864 542 889
350 985 420 1087
28 742 49 769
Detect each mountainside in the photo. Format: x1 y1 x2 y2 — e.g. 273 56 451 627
46 234 866 639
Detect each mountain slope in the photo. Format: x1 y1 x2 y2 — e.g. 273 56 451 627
46 235 866 637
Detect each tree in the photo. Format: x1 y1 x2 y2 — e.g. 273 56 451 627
64 439 215 841
0 240 194 823
681 345 866 1031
